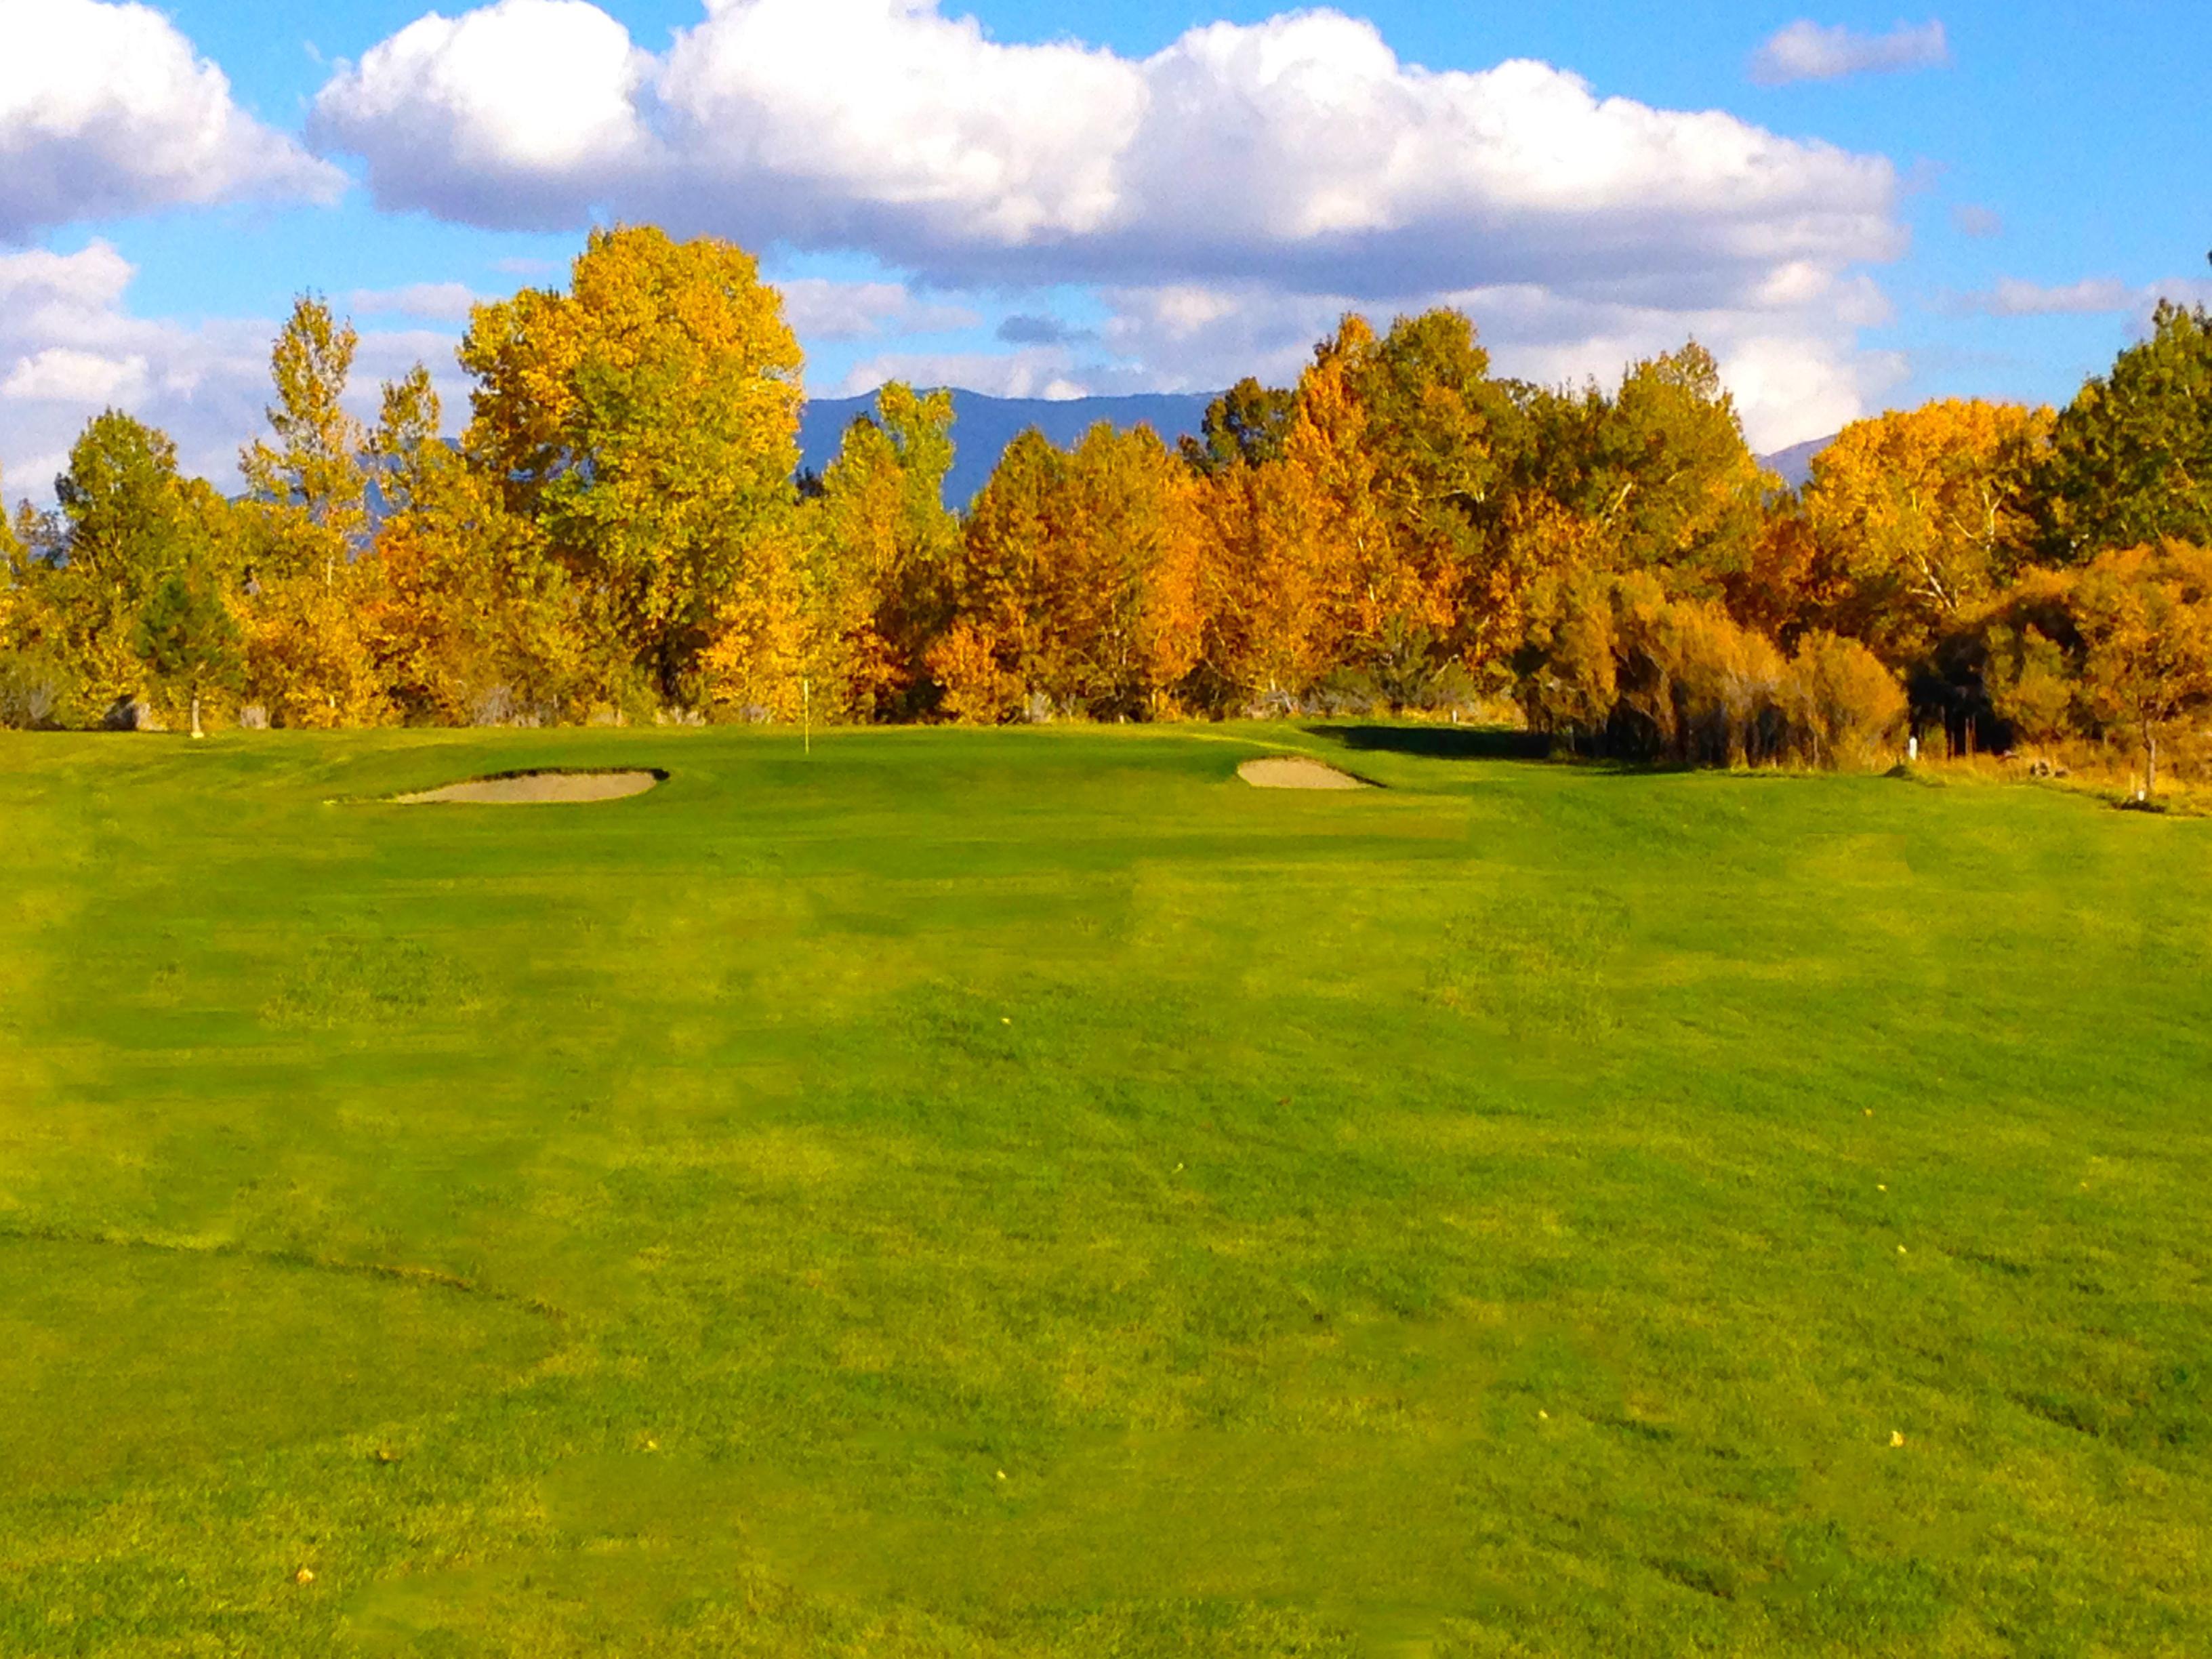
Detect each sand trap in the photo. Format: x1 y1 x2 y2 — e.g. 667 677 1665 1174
394 769 665 805
1238 756 1370 792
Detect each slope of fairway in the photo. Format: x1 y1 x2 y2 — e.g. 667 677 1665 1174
1 724 2207 1657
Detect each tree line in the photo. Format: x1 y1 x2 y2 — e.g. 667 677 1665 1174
3 226 2209 788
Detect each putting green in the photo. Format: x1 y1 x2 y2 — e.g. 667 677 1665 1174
1 722 2206 1657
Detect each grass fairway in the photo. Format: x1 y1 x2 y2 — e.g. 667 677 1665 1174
1 724 2208 1657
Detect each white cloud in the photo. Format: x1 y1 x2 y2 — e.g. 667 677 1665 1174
314 0 1902 297
1 347 152 404
0 243 466 506
1750 19 1950 86
1093 270 1898 451
310 0 655 231
0 0 343 241
310 0 1908 448
777 279 979 341
346 282 485 321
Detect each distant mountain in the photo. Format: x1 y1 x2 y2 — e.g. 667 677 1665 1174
1758 436 1835 490
801 390 1216 508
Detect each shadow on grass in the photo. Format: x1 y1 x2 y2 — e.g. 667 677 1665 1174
1304 724 1553 763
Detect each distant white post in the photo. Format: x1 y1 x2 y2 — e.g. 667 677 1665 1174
802 678 811 756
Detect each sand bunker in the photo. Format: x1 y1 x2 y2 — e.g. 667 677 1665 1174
394 770 665 805
1237 756 1370 792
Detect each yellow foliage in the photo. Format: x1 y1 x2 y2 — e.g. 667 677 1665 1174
1803 399 2054 664
462 226 804 709
2072 539 2212 793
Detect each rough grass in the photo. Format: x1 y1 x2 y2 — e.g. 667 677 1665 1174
1 722 2207 1657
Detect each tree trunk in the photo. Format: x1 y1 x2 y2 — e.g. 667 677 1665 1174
2146 731 2159 798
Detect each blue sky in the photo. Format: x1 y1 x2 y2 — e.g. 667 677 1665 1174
3 0 2207 495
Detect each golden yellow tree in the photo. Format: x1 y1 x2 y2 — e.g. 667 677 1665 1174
1049 422 1206 716
1802 399 2054 665
241 294 368 588
462 226 804 713
1218 316 1387 707
2072 540 2212 796
796 384 960 720
941 421 1206 721
238 295 385 726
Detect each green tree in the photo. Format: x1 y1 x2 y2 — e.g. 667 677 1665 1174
1179 377 1296 476
462 226 805 708
2039 301 2212 558
1584 342 1769 592
134 565 243 738
49 411 232 718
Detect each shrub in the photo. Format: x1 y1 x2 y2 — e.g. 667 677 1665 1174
1783 633 1908 769
0 649 64 729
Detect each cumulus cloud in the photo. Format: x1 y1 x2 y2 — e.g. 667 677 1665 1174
305 0 1909 446
1750 19 1950 86
310 0 655 230
777 279 979 340
0 243 464 504
314 0 1901 295
0 0 343 241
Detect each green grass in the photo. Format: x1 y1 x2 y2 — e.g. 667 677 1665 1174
1 722 2207 1657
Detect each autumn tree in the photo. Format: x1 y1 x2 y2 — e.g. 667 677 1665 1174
1967 568 2084 749
943 422 1206 721
236 295 386 726
797 383 961 719
0 468 62 729
1781 631 1909 769
1196 316 1395 708
1582 343 1769 594
2039 301 2212 558
241 294 368 588
1509 500 1624 743
2070 539 2212 796
355 364 585 724
1801 400 2054 665
1046 422 1206 716
462 226 804 712
938 427 1061 722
